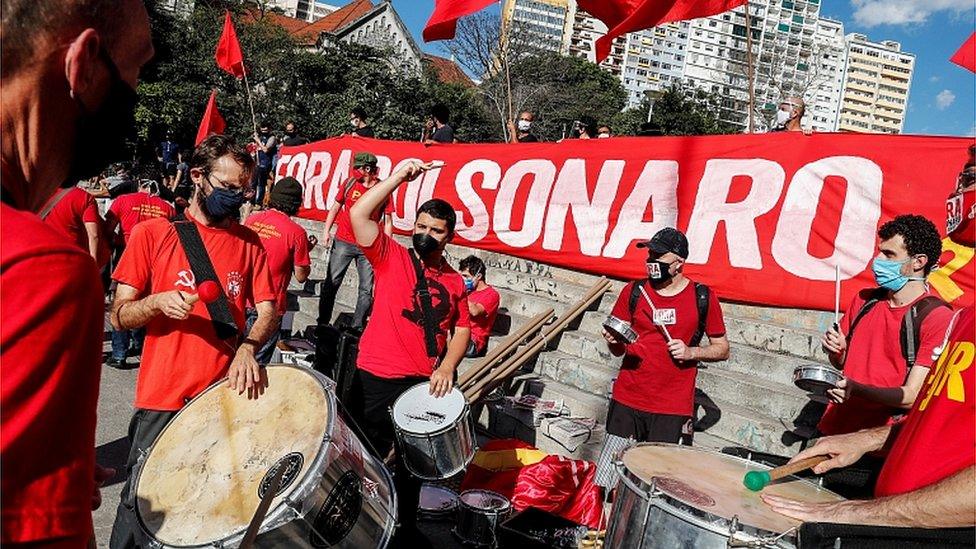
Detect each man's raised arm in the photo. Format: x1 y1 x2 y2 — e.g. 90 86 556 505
349 161 432 248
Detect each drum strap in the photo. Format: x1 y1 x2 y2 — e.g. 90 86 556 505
38 187 73 220
172 217 240 341
408 249 440 359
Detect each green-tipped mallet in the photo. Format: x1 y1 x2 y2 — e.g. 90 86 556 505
743 455 829 492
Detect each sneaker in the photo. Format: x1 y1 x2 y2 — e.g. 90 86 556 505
105 356 125 368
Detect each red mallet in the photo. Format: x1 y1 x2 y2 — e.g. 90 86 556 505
198 280 221 304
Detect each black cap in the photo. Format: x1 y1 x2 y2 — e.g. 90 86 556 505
637 227 689 259
270 177 303 209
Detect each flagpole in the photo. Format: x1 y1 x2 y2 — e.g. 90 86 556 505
500 3 514 140
744 0 755 133
241 69 259 137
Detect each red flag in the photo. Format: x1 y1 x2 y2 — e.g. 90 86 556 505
423 0 497 42
195 90 226 146
950 32 976 73
579 0 747 63
215 11 245 78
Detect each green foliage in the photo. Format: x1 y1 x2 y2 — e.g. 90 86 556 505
644 84 740 136
136 2 490 157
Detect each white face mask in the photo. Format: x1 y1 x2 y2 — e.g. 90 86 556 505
597 133 610 138
775 108 792 126
517 119 532 132
350 118 359 128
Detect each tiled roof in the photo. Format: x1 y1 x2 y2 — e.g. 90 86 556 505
424 54 475 87
297 0 374 45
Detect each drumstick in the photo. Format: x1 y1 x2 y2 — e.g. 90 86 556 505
637 285 673 342
240 462 287 548
743 455 829 491
833 264 841 328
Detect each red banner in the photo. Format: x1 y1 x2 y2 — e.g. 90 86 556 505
276 134 975 311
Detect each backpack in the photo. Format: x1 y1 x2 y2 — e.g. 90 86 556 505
844 288 950 371
628 280 711 346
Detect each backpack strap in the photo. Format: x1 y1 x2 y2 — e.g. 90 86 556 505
690 282 711 347
408 249 440 359
38 188 73 220
900 295 950 370
172 218 240 341
628 280 643 319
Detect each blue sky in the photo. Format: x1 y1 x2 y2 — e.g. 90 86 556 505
362 1 974 136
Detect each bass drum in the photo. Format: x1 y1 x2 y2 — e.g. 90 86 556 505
133 364 396 548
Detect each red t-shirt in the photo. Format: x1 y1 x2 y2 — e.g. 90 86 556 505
108 192 175 243
610 280 726 416
333 179 392 244
42 187 100 251
468 286 500 349
817 288 954 436
357 232 471 378
244 209 311 314
112 215 276 411
874 306 975 497
1 204 103 542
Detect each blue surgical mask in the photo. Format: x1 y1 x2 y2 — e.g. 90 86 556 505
464 278 476 292
872 257 925 292
202 183 245 222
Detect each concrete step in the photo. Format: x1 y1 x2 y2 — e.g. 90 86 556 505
723 345 821 387
721 301 836 334
694 394 798 457
496 287 571 318
535 351 617 398
521 377 610 422
696 366 810 421
556 330 622 368
724 316 828 362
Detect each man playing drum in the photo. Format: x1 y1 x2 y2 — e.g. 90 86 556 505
818 215 953 438
347 160 472 546
596 227 730 489
764 304 975 531
108 136 278 548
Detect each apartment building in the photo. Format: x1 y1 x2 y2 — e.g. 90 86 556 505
835 33 914 134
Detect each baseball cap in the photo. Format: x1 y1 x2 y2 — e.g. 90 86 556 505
353 152 378 168
636 227 689 259
270 177 304 209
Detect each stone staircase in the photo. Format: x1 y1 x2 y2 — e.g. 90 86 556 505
288 219 833 461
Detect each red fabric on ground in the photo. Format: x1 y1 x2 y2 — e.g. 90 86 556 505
512 455 603 528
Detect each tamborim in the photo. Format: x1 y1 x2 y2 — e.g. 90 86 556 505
133 365 396 548
391 383 477 480
792 363 843 395
602 315 637 344
605 443 844 548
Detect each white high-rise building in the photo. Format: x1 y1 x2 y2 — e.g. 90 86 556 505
806 18 846 132
503 0 572 54
267 0 339 22
835 33 914 134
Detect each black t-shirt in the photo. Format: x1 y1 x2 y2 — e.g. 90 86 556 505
431 124 455 144
518 133 539 143
353 126 374 138
281 135 309 147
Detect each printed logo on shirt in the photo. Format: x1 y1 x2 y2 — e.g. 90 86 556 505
226 271 243 299
175 269 196 290
918 341 974 411
250 221 282 240
653 308 676 325
350 190 362 201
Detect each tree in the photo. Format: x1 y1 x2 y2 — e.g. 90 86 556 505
610 83 739 136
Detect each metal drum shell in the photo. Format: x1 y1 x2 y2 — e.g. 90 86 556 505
604 443 843 549
792 364 843 394
392 386 478 481
132 365 397 549
453 490 512 547
602 315 638 344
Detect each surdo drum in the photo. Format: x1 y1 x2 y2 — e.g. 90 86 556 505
602 315 638 344
391 383 477 480
792 364 843 395
453 489 512 547
605 444 844 548
133 365 396 548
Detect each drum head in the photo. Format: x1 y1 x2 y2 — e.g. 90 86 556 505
459 489 510 512
621 444 843 536
793 365 842 394
419 484 458 517
392 383 466 435
135 366 331 546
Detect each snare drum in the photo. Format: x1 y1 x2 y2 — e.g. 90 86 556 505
605 443 844 548
391 383 477 480
453 489 511 547
603 315 638 344
133 365 396 548
792 363 843 395
418 484 458 521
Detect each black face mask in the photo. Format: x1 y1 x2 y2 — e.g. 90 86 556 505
68 46 138 181
285 131 296 138
199 179 245 222
647 259 676 283
412 233 441 256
